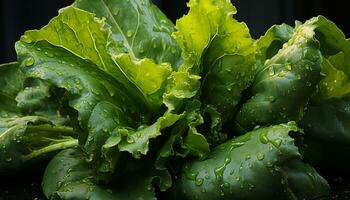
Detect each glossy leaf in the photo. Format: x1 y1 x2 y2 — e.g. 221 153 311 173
174 123 329 200
236 20 323 132
256 23 294 62
74 0 182 67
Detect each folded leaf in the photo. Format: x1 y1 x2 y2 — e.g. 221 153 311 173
236 20 323 132
295 16 350 99
173 123 329 200
256 23 294 63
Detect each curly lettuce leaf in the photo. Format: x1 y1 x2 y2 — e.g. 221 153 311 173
295 16 350 169
15 3 201 181
235 20 323 132
172 123 329 200
16 40 177 176
21 5 180 112
308 16 350 99
172 0 257 146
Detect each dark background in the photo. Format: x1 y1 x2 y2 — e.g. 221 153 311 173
0 0 349 64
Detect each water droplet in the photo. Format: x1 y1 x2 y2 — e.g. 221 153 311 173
24 57 35 67
231 142 245 148
223 182 230 188
214 166 225 181
147 185 152 191
285 63 292 70
195 178 203 186
257 153 265 161
271 138 282 147
20 35 33 43
269 146 273 151
277 71 286 77
187 172 198 180
268 96 275 102
127 137 134 144
127 30 133 37
77 85 84 92
259 131 269 144
281 179 285 185
224 157 231 164
57 181 63 188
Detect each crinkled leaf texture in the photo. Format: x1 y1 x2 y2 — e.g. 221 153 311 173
16 1 198 185
172 123 329 200
168 0 257 147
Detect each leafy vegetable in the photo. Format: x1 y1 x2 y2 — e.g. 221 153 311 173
235 20 323 132
172 123 329 200
0 115 78 175
296 17 350 169
1 0 350 199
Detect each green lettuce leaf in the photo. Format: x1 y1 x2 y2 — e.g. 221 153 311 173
0 62 24 116
310 17 350 99
172 123 329 200
256 23 294 63
172 0 257 146
235 19 323 132
297 16 350 169
300 98 350 169
0 115 77 175
15 4 193 177
43 148 171 200
73 0 182 67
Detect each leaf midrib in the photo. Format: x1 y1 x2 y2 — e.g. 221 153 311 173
100 0 136 58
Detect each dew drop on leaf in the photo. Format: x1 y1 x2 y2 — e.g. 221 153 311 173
127 30 133 37
257 153 265 161
195 178 204 186
24 57 35 67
